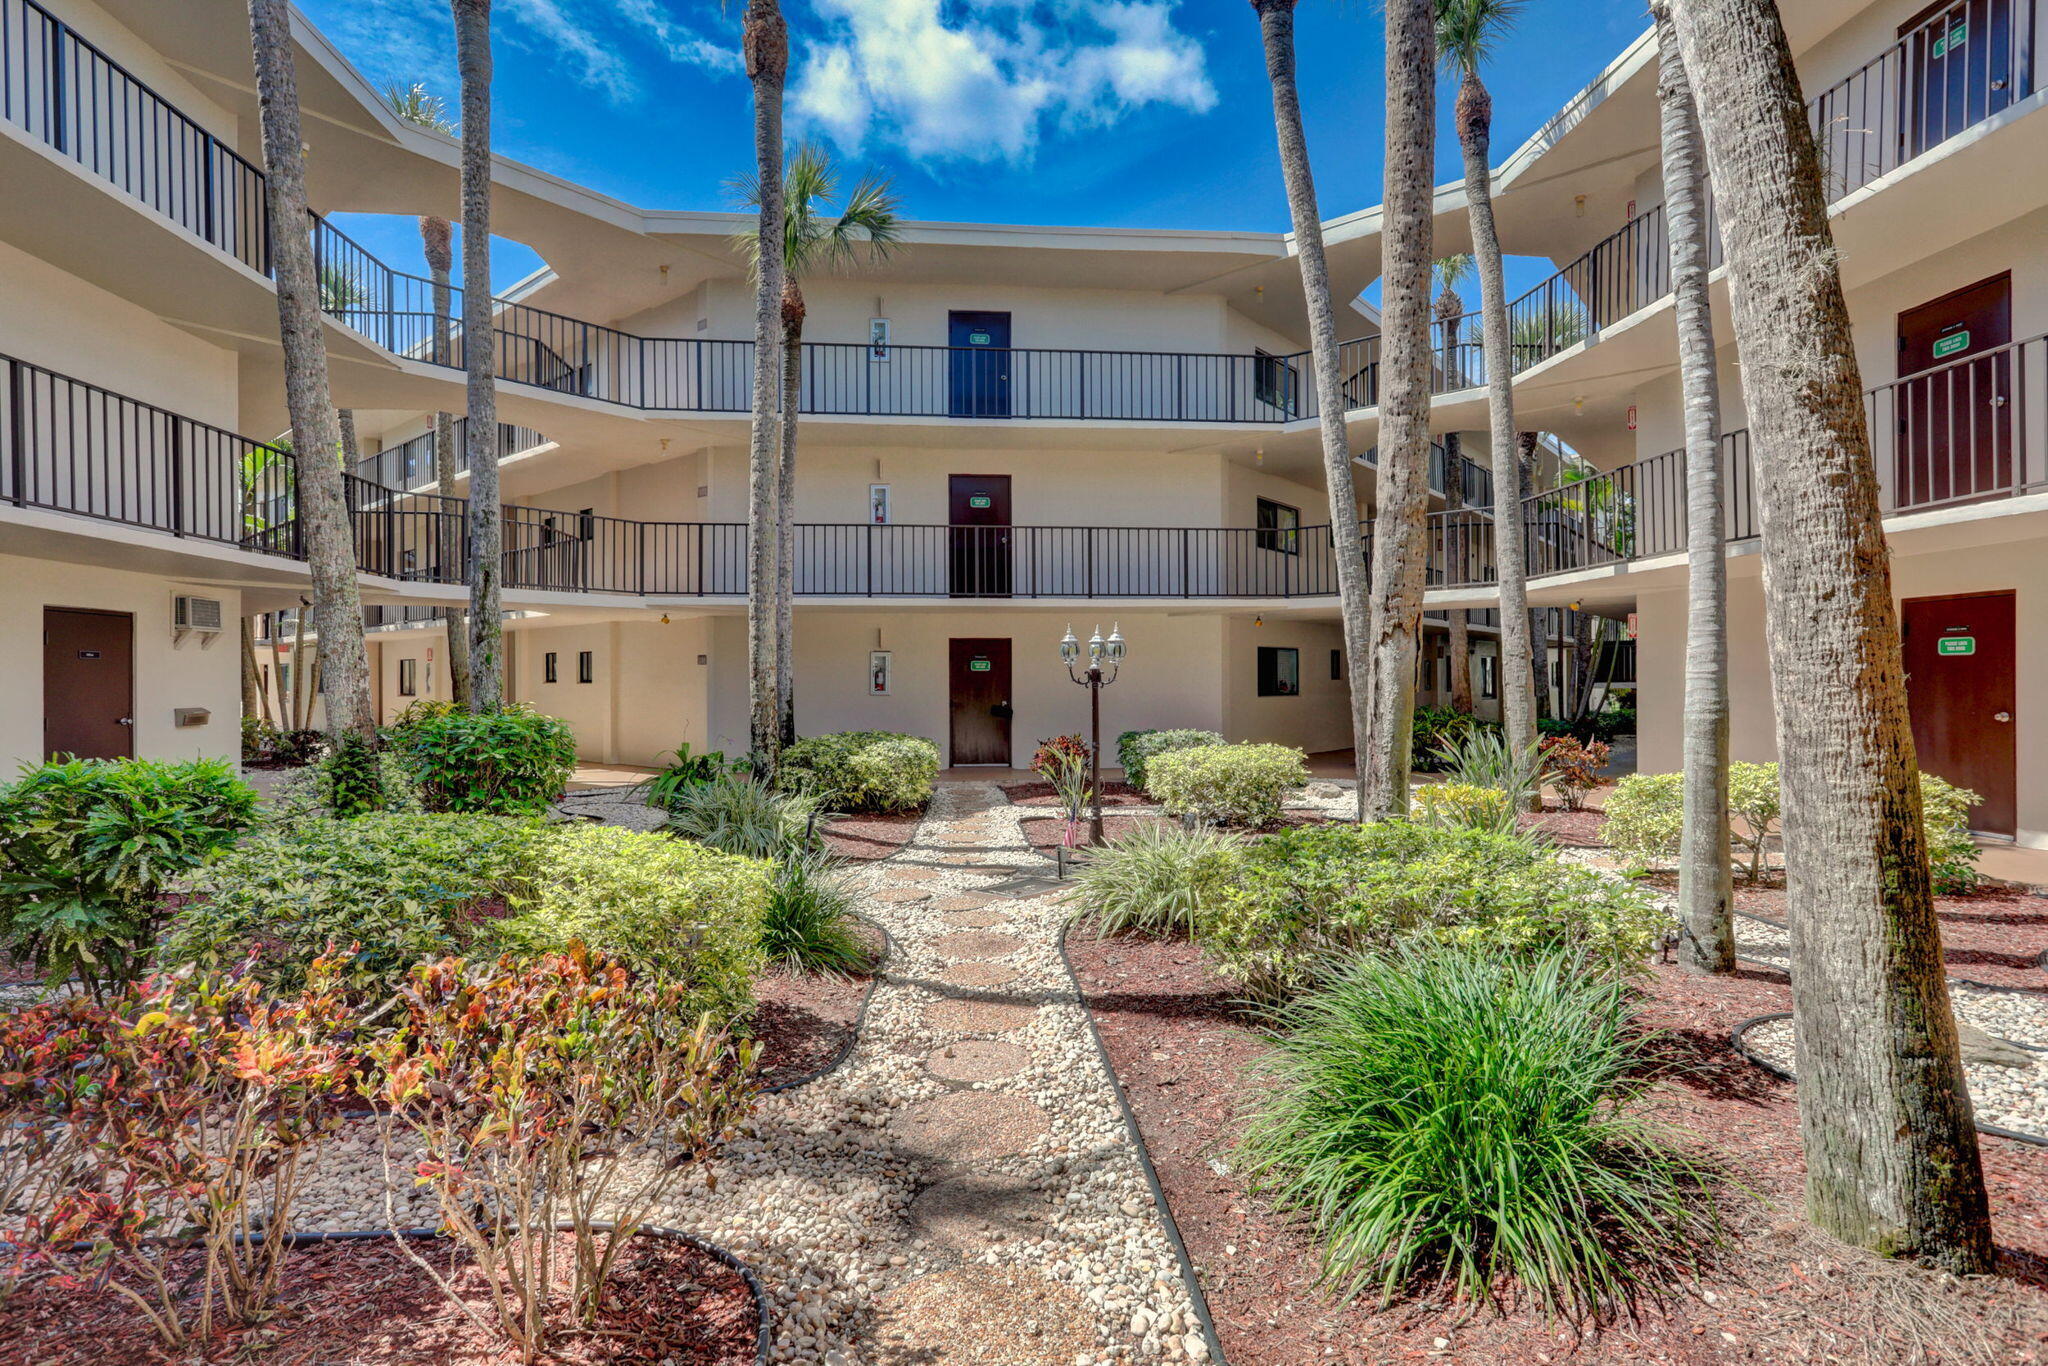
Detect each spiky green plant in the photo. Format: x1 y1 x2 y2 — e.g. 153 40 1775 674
1064 822 1239 938
760 851 869 975
1237 944 1714 1318
665 773 819 860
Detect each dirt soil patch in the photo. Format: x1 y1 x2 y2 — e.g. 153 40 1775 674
1065 932 2048 1366
1520 803 1609 848
822 808 924 860
999 780 1153 808
749 923 883 1089
0 1231 755 1366
1641 873 2048 993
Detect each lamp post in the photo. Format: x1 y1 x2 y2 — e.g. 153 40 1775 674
1061 622 1125 845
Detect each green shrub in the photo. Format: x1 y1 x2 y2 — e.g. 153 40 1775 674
642 741 741 812
387 697 461 732
1202 822 1663 1001
1065 823 1240 937
1602 764 1979 891
1413 707 1498 773
488 824 768 1022
1237 944 1712 1316
667 773 820 859
0 758 259 998
1146 743 1307 827
392 704 578 815
760 851 869 975
780 731 938 813
273 729 325 767
163 813 538 992
241 715 279 765
270 746 425 824
1411 782 1512 834
1117 728 1225 791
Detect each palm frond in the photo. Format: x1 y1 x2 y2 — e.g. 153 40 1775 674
382 81 455 135
1435 0 1528 76
729 142 902 283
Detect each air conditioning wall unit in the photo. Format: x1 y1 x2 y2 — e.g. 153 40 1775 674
173 594 225 648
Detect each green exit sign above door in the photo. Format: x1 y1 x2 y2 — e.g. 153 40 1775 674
1937 636 1976 656
969 658 992 672
1933 330 1971 359
968 494 993 509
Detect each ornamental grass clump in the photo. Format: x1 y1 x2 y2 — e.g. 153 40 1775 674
760 850 869 976
368 949 758 1358
1065 822 1240 938
1237 944 1714 1319
666 772 821 859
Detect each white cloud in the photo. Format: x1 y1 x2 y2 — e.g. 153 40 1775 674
503 0 640 101
791 0 1216 164
610 0 744 75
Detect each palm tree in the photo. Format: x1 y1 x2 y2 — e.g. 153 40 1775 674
452 0 502 711
1433 255 1474 714
1647 5 1733 974
1249 1 1376 823
736 145 899 748
1439 0 1534 779
741 0 789 779
383 80 472 708
243 0 373 740
1666 0 1991 1271
1360 0 1437 819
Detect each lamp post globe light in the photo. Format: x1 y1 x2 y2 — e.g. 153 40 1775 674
1062 622 1125 846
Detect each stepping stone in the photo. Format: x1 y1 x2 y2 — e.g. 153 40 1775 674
925 1038 1031 1084
938 962 1019 990
883 865 943 882
922 997 1037 1035
931 931 1023 962
907 1175 1043 1254
893 1091 1049 1162
938 909 1006 930
871 1267 1094 1364
930 892 997 912
870 886 931 904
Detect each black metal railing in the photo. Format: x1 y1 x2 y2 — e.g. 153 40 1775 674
352 418 544 491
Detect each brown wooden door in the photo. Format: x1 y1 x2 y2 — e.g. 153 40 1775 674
44 608 134 760
949 475 1013 597
1896 272 2013 509
1902 590 2016 837
948 638 1012 766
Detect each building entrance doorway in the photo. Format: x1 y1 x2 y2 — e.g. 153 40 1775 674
948 638 1012 766
1902 589 2016 837
44 607 134 760
1896 271 2012 508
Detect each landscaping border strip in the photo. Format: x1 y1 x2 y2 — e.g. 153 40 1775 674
1056 919 1231 1366
1734 910 2045 1000
1730 1011 2048 1149
762 911 895 1095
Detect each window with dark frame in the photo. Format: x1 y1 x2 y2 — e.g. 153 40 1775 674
1480 653 1498 699
1331 648 1342 681
1257 646 1300 697
578 651 595 684
1255 497 1301 555
397 658 418 697
544 652 559 683
1253 349 1296 410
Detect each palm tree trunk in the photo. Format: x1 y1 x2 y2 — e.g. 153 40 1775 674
1251 1 1373 822
454 0 502 711
244 0 373 740
1568 609 1595 721
240 616 262 728
1463 73 1536 772
743 0 789 780
1361 0 1436 820
777 287 803 750
1668 0 1991 1273
1652 5 1734 975
422 212 472 708
1442 433 1473 713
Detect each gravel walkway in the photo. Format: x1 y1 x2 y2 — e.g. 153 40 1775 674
296 782 1214 1364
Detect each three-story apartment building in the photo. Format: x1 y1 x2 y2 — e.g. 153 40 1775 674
2 0 2039 845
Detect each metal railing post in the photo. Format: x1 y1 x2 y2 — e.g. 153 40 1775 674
201 133 218 246
7 359 25 507
168 420 186 537
48 19 69 155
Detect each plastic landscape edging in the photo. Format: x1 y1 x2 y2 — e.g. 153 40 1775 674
1730 1010 2048 1149
1055 917 1232 1366
762 911 894 1095
1734 909 2047 1002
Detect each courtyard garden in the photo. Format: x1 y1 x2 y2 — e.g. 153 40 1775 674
0 717 2042 1363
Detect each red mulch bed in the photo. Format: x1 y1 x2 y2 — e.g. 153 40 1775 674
1521 804 1610 848
0 1231 755 1366
1641 873 2048 994
1067 932 2048 1365
1000 780 1154 808
822 808 924 860
749 923 883 1090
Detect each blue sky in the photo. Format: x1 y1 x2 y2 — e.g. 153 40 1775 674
305 0 1650 292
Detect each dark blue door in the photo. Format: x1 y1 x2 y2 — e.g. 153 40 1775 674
949 311 1011 417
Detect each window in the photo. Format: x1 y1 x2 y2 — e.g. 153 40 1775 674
1255 498 1301 555
1480 653 1498 699
544 652 559 684
397 658 419 697
578 651 595 684
1253 349 1296 410
1330 648 1343 681
1257 646 1299 697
